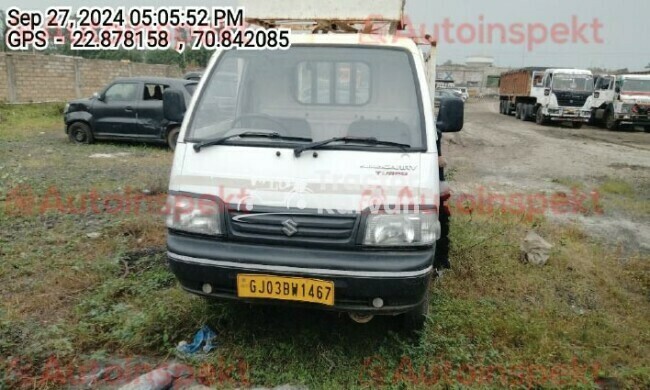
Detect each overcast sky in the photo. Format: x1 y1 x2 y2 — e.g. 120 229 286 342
8 0 650 70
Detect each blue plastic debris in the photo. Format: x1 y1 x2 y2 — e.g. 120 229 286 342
176 325 217 354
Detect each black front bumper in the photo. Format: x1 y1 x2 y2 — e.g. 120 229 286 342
167 233 434 315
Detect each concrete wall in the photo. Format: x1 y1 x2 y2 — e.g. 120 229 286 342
0 53 182 103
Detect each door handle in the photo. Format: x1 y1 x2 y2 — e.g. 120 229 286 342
125 106 134 112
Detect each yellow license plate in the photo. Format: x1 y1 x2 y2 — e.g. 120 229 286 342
237 274 334 306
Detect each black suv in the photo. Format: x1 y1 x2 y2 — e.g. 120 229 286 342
64 77 196 150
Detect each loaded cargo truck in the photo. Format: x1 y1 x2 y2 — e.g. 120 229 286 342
499 68 594 128
161 0 464 331
498 67 547 121
587 74 650 131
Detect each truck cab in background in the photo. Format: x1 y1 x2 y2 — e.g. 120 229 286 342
587 74 650 131
535 69 594 128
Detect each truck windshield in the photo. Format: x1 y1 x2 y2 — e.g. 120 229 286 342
186 46 425 150
621 79 650 93
552 74 594 92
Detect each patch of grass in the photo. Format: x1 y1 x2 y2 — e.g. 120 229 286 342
599 179 635 197
0 103 64 140
6 211 648 389
551 176 585 189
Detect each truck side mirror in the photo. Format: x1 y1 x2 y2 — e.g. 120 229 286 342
93 92 103 101
544 88 550 96
615 86 621 94
163 89 186 123
436 97 463 133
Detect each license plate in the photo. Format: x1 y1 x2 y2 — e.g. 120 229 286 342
237 274 334 306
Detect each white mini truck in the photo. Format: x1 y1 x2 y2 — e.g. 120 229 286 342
161 0 463 329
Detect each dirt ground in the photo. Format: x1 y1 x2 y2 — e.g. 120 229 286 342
444 100 650 254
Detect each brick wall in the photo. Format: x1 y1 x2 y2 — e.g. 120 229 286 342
0 53 182 103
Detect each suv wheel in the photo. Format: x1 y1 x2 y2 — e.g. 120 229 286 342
167 127 181 151
400 294 429 333
68 122 94 144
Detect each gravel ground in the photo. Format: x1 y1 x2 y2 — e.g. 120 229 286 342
444 100 650 254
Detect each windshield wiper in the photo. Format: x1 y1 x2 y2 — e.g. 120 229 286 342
193 131 312 152
293 137 411 157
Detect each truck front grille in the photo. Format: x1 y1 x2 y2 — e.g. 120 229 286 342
227 209 360 246
555 92 589 107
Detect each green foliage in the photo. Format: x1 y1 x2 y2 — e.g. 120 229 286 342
43 45 214 69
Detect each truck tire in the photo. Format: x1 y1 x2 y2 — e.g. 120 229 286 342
68 122 94 144
499 101 505 114
521 104 535 122
605 111 619 131
515 103 522 119
167 126 181 151
519 105 528 121
536 106 549 126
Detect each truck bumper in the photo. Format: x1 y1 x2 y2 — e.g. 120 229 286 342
547 109 591 122
167 232 434 315
616 113 650 125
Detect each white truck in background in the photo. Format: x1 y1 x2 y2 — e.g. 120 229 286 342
499 68 594 128
587 74 650 131
534 69 594 128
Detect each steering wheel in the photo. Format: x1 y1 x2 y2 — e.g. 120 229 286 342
230 113 289 133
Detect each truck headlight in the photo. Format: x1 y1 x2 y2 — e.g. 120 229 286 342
165 194 222 236
363 212 439 247
64 103 70 113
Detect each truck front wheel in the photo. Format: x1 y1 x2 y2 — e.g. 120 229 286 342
605 111 619 131
536 107 548 126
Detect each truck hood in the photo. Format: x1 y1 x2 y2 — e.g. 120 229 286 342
170 145 436 213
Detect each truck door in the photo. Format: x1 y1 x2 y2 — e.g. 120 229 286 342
92 82 140 137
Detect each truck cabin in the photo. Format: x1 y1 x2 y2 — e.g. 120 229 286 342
595 75 615 91
543 70 594 94
190 43 426 148
617 76 650 95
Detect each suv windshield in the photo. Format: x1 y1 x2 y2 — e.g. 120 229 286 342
621 79 650 93
552 74 594 92
186 46 425 150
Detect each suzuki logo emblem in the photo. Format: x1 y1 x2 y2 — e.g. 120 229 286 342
281 219 299 237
